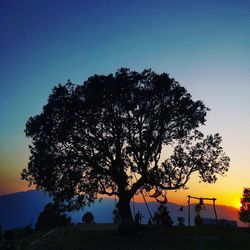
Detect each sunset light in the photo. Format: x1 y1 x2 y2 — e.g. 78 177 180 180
232 200 242 209
0 2 250 248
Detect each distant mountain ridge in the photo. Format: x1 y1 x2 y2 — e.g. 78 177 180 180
0 190 241 230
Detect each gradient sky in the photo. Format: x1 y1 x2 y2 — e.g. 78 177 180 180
0 0 249 208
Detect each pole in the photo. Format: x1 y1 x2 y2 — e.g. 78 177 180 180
140 189 155 225
188 195 191 227
132 173 155 225
213 198 218 226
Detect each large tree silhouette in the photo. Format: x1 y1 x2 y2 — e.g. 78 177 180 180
22 68 230 223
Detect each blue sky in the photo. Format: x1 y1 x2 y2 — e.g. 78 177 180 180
0 0 249 206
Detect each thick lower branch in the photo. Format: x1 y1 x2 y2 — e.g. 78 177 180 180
129 176 144 199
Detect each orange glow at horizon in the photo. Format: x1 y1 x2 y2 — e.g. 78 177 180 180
1 155 244 211
0 171 34 196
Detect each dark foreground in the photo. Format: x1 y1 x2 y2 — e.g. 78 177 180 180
4 224 250 250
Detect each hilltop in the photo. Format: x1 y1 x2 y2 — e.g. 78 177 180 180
12 224 250 250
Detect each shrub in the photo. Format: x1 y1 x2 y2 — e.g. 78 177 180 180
82 212 95 224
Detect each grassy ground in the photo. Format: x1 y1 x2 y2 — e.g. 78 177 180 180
4 224 250 250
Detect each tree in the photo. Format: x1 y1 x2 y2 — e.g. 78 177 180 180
239 188 250 226
22 68 230 223
82 211 95 224
35 203 71 230
153 204 173 226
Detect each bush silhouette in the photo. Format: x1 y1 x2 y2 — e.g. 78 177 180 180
36 203 71 230
82 212 95 224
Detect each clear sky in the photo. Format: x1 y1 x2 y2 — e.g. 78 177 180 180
0 0 249 208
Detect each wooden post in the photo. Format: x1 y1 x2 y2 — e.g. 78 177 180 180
188 195 191 227
213 198 218 226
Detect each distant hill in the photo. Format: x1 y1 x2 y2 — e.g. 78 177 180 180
0 190 241 230
0 190 51 230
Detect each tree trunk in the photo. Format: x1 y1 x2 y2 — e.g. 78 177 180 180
116 196 133 223
116 195 136 234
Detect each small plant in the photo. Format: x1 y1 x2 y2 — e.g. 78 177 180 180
3 230 15 249
112 207 120 224
177 216 185 226
134 211 144 225
82 212 95 224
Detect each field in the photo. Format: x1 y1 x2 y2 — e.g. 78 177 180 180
4 224 250 250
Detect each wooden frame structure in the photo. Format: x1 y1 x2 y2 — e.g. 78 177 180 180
187 195 217 227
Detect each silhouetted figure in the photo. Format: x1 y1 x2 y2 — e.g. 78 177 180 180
3 230 14 250
194 204 203 226
199 198 206 209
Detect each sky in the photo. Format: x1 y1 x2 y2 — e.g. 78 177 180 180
0 0 249 209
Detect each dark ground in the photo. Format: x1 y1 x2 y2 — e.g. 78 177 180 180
3 224 250 250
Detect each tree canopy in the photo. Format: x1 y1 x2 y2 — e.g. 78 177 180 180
22 68 230 221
